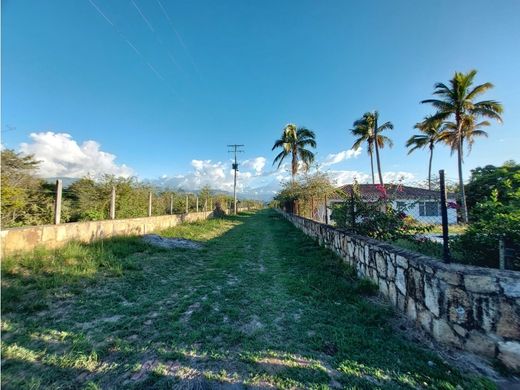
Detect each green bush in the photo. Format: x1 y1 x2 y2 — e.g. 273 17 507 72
451 191 520 269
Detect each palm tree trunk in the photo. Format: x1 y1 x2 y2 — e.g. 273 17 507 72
457 138 468 223
428 145 434 191
369 150 375 185
291 146 298 181
374 140 384 185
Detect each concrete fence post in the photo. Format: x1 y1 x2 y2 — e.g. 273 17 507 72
110 186 116 220
196 196 199 213
170 194 174 215
324 195 328 225
54 179 63 225
499 238 505 270
185 195 189 214
148 192 153 217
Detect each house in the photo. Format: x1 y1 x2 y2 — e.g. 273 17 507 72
325 184 458 225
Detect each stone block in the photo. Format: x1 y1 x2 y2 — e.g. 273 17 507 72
432 319 461 347
375 252 387 275
424 279 440 317
387 261 396 281
498 341 520 373
472 296 498 332
465 331 496 358
452 324 468 338
396 255 408 269
446 287 471 325
406 297 417 321
388 283 397 306
500 277 520 298
418 310 432 332
437 270 462 286
464 274 497 294
496 299 520 339
397 292 406 311
379 281 389 297
396 267 406 294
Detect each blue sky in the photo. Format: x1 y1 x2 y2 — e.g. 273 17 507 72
2 0 519 197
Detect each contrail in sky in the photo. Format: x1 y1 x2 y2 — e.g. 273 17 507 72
130 0 155 32
88 0 114 26
86 0 169 84
156 0 200 77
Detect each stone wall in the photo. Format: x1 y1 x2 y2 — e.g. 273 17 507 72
279 210 520 372
1 209 248 257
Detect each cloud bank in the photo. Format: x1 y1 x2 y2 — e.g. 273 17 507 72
17 132 416 200
322 148 362 166
19 132 133 178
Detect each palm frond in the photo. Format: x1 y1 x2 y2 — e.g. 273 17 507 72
272 150 288 168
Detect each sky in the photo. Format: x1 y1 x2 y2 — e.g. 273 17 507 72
2 0 520 199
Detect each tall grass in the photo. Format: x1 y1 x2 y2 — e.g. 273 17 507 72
1 237 153 314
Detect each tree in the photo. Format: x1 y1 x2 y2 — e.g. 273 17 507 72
272 123 316 180
350 119 376 184
353 111 393 185
0 149 56 227
406 116 443 190
464 161 520 212
421 70 503 223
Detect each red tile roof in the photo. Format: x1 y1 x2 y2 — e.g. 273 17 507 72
334 184 455 200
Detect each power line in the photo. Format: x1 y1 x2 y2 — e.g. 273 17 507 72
227 144 244 215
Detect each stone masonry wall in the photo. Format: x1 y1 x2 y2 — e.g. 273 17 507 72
279 210 520 372
1 208 249 257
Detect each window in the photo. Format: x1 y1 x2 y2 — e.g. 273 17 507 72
419 201 439 216
396 201 406 210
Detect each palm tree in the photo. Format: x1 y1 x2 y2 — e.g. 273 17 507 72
406 116 443 190
421 70 503 222
440 115 490 157
350 120 376 184
353 111 393 185
272 124 316 180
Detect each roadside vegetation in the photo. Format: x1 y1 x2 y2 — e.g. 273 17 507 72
0 149 262 229
1 210 494 389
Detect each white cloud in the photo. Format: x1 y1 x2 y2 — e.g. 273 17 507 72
19 132 133 178
322 148 362 166
242 157 266 175
328 170 371 186
326 170 415 187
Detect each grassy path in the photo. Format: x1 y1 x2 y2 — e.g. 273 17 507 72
1 210 493 389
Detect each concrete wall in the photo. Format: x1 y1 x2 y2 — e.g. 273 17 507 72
279 210 520 372
1 209 248 256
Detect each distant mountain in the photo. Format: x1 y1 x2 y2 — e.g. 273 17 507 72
43 176 277 201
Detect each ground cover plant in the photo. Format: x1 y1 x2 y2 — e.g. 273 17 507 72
1 210 495 389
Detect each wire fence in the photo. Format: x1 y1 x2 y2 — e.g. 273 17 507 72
286 171 519 271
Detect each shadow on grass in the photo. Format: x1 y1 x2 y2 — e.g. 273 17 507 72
1 209 494 389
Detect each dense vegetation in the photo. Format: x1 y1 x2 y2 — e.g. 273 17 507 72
0 149 262 229
452 161 520 268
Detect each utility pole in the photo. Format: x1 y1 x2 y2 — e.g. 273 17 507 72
227 144 244 215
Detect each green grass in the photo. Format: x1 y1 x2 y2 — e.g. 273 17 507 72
428 224 468 235
1 210 495 389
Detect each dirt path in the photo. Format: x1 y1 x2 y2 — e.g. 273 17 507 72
1 210 495 389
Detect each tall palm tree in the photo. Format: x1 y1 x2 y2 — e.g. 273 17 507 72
421 70 503 222
350 120 376 184
440 115 490 158
406 116 443 190
353 111 393 185
272 123 316 180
